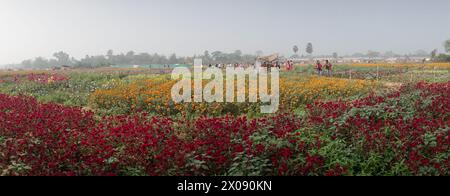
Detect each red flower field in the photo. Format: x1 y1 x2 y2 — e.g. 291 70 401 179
0 82 449 176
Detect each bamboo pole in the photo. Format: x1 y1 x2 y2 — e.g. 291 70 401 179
377 65 379 81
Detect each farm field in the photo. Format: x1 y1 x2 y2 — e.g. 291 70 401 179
0 63 449 176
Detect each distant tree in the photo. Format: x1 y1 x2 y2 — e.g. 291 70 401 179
183 56 194 64
383 51 398 58
414 50 428 57
114 53 125 64
49 59 58 67
351 52 364 57
53 51 71 66
204 50 210 58
168 53 178 64
135 53 151 65
255 50 264 57
431 49 438 59
33 57 50 67
234 50 242 57
18 49 260 68
232 50 243 62
203 50 211 63
126 51 135 57
107 50 114 57
92 56 109 67
124 51 136 64
21 59 33 67
242 54 256 64
293 45 299 55
159 55 168 64
78 55 92 67
211 51 223 62
106 50 114 62
333 52 338 59
435 53 450 62
367 50 380 58
445 40 450 53
151 53 161 64
306 43 313 57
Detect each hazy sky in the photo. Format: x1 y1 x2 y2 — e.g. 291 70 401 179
0 0 449 64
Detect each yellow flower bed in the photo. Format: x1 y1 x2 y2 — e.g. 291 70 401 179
89 75 378 115
280 76 377 109
349 63 450 68
90 77 174 112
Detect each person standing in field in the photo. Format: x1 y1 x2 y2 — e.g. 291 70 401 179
316 60 323 76
275 61 281 69
285 61 291 71
325 60 333 77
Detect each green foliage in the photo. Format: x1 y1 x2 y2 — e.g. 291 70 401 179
228 153 272 176
435 54 450 62
120 167 148 176
1 69 448 176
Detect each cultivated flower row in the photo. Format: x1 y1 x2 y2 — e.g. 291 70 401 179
1 81 448 176
89 76 377 116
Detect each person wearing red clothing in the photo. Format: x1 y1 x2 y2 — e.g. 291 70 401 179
316 60 323 76
286 60 293 71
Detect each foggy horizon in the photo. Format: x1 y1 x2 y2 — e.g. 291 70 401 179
1 0 449 65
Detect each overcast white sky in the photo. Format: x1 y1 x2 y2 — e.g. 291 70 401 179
0 0 449 64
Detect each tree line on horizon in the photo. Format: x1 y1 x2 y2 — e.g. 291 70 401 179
14 40 450 68
17 50 262 69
